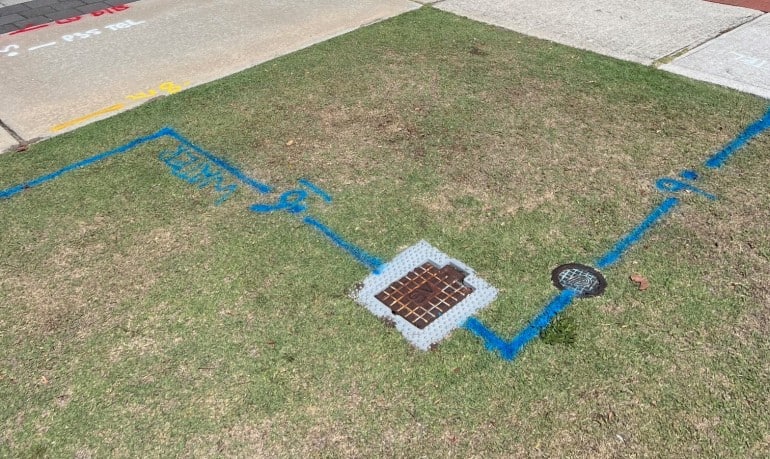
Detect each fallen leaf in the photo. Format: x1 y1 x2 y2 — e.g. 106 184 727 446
630 274 650 291
285 139 294 146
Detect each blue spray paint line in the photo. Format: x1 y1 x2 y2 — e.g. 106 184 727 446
0 129 171 200
164 129 272 194
463 198 679 361
160 134 381 272
463 108 770 362
250 190 309 214
705 107 770 170
1 126 380 275
595 197 680 269
655 178 716 201
463 317 510 355
298 179 333 203
302 216 385 273
0 126 272 199
464 289 578 361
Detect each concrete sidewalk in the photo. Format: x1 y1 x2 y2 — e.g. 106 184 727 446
0 0 419 151
661 14 770 99
435 0 769 99
0 0 141 35
1 0 768 153
436 0 760 65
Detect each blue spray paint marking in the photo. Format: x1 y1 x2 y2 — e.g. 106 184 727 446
248 178 384 272
704 107 770 169
302 216 385 273
465 106 770 362
163 129 273 194
250 189 309 214
595 197 681 269
0 127 272 200
464 198 678 361
298 178 333 203
465 290 577 361
0 129 170 200
5 108 767 358
655 177 716 201
679 169 699 181
158 144 239 205
248 180 332 213
0 127 382 273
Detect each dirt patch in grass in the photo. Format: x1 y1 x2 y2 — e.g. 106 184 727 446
2 220 210 340
672 138 770 308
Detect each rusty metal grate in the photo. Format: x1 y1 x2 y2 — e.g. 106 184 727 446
375 263 474 329
353 240 498 351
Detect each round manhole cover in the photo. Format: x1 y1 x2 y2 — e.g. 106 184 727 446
551 263 606 297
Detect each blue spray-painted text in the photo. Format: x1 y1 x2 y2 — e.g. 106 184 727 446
158 144 238 205
0 127 383 273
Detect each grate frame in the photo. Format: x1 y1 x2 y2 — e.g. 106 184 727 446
353 240 498 351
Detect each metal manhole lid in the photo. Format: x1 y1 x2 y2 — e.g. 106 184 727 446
551 263 607 297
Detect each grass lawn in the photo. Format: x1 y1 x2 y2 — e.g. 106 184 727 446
1 6 769 458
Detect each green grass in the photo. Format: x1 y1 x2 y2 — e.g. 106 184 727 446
1 6 769 457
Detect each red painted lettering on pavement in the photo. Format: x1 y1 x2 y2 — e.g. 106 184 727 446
4 4 132 37
8 23 49 36
55 16 82 25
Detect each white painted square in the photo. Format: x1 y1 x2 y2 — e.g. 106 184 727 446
353 240 498 351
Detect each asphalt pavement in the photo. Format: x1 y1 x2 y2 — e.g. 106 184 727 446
0 0 768 153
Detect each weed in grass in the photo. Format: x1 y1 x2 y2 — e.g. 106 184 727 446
539 313 578 346
26 446 46 459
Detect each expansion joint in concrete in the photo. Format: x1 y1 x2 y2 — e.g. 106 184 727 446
655 13 763 67
0 118 25 144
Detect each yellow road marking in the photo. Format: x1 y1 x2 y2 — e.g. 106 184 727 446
50 103 126 132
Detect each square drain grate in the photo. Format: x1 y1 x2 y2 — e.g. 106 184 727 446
353 241 497 350
375 263 474 329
